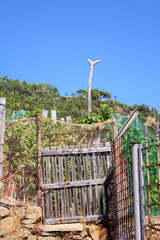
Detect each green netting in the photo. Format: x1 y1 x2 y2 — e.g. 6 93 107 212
111 113 156 143
8 110 26 120
111 113 159 216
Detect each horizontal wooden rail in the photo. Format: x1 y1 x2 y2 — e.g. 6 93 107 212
41 147 111 156
42 178 106 190
44 214 106 224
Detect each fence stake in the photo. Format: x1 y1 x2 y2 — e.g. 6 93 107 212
139 145 146 240
37 113 42 207
0 98 6 179
132 142 141 240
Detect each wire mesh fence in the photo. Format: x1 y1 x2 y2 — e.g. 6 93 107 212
3 117 37 202
141 126 160 239
107 128 134 239
2 113 116 205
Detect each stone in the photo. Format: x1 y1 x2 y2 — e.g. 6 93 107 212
84 237 92 240
26 205 42 221
0 216 17 236
0 206 10 217
28 235 37 240
18 227 31 238
80 225 88 238
39 223 83 232
3 234 21 240
37 237 56 240
41 232 57 237
24 224 35 229
22 219 37 224
87 225 100 240
0 181 4 198
72 235 83 240
14 207 26 219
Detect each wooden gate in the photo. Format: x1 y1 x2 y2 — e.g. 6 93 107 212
41 142 111 224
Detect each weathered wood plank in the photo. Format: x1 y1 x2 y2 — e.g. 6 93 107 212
41 146 111 156
58 146 66 218
42 178 106 190
101 152 107 176
42 156 45 186
82 145 91 216
89 153 97 215
64 146 73 217
51 149 60 218
70 146 79 216
44 214 106 224
76 145 85 216
95 150 103 215
45 148 53 219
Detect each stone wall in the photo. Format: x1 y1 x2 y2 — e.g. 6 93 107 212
0 200 110 240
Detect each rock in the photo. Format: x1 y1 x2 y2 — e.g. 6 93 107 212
3 234 21 240
14 207 26 219
39 223 83 232
0 216 17 236
41 232 57 237
28 235 37 240
1 196 17 204
24 224 35 229
80 225 87 238
0 206 10 217
84 237 92 240
22 219 37 224
0 182 4 198
18 228 31 238
37 237 56 240
71 235 83 240
26 205 42 221
87 225 100 240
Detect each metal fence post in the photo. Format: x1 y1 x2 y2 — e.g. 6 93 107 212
132 142 141 240
0 98 6 179
139 144 146 240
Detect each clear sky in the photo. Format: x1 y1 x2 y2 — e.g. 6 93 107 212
0 0 160 112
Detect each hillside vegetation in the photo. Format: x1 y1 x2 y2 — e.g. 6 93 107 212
0 76 159 133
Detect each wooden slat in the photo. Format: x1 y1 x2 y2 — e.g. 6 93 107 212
58 146 66 218
51 147 60 218
95 150 103 214
41 145 111 156
70 146 79 216
64 146 73 217
76 145 85 216
42 178 106 190
82 145 91 216
101 152 107 176
44 214 106 224
45 148 53 218
89 153 97 215
41 156 47 220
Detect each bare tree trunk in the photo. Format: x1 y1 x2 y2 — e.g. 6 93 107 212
88 59 100 114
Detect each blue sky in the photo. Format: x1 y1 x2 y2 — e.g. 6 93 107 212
0 0 160 112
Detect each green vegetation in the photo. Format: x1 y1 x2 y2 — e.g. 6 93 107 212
0 76 159 132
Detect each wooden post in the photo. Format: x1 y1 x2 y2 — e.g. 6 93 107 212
0 98 6 179
88 59 100 114
51 110 56 121
66 116 71 122
37 113 42 207
42 110 48 118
